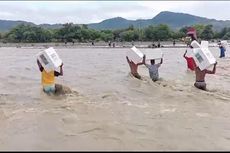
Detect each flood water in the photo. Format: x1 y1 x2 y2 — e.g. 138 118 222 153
0 46 230 150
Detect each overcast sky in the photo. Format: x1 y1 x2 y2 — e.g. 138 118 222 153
0 1 229 24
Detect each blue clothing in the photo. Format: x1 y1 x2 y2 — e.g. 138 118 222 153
43 84 55 93
220 46 225 58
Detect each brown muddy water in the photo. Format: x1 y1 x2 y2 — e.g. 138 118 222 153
0 46 230 151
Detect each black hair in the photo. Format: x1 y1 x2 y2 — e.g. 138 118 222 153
150 59 155 65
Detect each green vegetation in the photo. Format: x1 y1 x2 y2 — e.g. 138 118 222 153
1 23 230 43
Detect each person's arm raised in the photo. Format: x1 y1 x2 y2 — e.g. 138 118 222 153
126 56 130 63
160 57 163 64
183 50 187 58
37 59 43 72
59 63 63 76
137 54 146 66
206 62 217 74
54 63 64 76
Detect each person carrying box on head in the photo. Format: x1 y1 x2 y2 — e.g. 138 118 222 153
190 40 218 91
126 46 145 79
142 54 163 82
194 62 217 91
37 59 64 94
36 47 64 95
126 56 144 79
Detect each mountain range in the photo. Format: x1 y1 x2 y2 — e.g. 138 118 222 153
0 11 230 32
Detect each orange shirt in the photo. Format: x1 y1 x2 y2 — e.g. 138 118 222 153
42 70 55 86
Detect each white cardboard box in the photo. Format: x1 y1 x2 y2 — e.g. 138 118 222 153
142 48 163 61
127 46 144 64
201 41 209 48
191 40 201 48
192 48 216 71
37 47 62 72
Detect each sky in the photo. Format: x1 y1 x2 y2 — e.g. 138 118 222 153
0 1 229 25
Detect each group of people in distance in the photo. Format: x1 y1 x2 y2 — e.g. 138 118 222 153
127 32 219 91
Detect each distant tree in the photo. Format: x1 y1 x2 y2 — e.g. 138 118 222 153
144 24 171 41
113 29 125 41
100 31 114 42
217 27 230 39
119 30 139 41
5 24 52 43
179 26 189 35
144 25 157 41
88 29 101 41
154 24 171 41
171 31 185 40
223 32 230 40
127 25 134 31
82 24 88 29
5 21 230 43
200 25 214 40
193 24 205 38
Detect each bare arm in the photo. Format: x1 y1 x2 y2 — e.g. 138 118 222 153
160 58 163 64
126 56 130 63
206 62 217 74
140 55 146 65
183 50 187 58
37 59 43 72
54 63 63 77
138 54 146 66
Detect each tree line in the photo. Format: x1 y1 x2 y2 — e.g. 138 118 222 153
0 23 230 43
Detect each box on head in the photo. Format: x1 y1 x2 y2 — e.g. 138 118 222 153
201 41 209 48
191 40 216 71
127 46 163 64
37 47 62 72
142 48 163 61
127 46 144 64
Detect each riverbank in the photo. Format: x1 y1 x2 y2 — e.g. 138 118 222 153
0 41 219 49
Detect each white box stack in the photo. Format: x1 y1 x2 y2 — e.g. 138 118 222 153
142 48 163 61
191 40 201 48
201 41 209 48
37 47 62 72
127 46 144 64
191 40 216 71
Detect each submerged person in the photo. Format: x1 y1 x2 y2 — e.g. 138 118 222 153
37 59 64 94
131 41 134 46
108 41 111 47
143 54 163 82
183 50 196 71
126 56 144 79
194 62 217 91
173 40 176 46
157 41 161 48
219 44 226 58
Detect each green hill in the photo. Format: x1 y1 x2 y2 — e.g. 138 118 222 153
1 11 230 32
